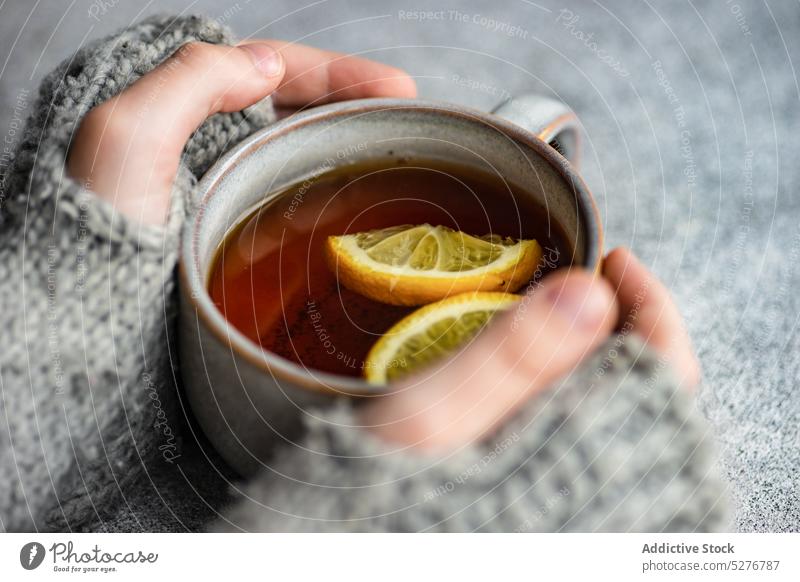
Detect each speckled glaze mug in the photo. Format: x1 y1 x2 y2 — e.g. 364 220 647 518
179 95 602 476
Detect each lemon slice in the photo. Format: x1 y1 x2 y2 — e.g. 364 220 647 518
364 291 520 384
325 224 541 305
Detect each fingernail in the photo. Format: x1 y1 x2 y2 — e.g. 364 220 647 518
545 275 609 330
238 42 283 77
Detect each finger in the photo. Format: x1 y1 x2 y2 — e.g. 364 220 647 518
263 41 417 106
360 270 618 450
68 41 285 225
602 247 700 387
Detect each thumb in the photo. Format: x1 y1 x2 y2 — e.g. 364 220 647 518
68 41 285 225
360 271 618 450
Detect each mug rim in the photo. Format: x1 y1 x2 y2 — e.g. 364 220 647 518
179 97 603 395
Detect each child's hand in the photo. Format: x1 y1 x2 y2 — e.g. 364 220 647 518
67 40 416 224
361 247 700 451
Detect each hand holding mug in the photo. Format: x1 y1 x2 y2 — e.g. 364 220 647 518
67 40 699 461
68 40 416 224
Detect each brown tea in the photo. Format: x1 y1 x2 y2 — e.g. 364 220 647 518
208 158 569 378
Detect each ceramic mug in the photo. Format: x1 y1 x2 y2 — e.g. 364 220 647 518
179 95 602 476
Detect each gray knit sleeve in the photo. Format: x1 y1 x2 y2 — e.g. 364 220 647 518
215 335 730 532
0 15 274 532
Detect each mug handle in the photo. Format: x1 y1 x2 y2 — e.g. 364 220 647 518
491 94 580 167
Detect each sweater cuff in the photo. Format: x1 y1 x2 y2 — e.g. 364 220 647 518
2 14 275 254
35 156 195 254
216 335 730 532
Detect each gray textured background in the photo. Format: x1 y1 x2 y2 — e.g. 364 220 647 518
1 0 798 531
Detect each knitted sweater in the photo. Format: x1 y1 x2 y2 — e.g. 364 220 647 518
0 14 728 533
